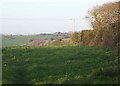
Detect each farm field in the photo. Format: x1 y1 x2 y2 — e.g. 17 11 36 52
2 45 118 84
1 0 119 85
2 35 54 47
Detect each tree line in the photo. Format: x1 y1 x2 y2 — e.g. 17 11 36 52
71 1 119 51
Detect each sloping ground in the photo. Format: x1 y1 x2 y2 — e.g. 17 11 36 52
2 35 53 47
24 39 54 46
2 45 119 84
24 38 72 46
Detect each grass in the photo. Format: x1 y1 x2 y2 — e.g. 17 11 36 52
2 45 119 84
2 35 53 47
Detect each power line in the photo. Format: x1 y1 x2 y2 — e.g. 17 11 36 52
0 18 81 21
0 18 80 32
0 18 70 21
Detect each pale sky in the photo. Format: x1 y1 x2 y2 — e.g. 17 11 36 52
0 0 117 35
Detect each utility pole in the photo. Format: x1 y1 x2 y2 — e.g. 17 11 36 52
71 18 75 33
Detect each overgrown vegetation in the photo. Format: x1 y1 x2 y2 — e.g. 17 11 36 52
81 1 119 49
2 45 118 84
71 32 81 44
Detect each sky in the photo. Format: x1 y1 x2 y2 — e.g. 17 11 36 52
0 0 117 35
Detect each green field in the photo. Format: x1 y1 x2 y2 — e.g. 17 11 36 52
2 45 118 84
2 35 53 47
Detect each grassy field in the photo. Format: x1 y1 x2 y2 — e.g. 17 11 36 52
2 35 53 47
2 45 118 84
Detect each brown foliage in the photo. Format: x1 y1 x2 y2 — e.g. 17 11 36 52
82 1 120 49
81 30 95 46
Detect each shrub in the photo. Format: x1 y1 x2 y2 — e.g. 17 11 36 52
71 32 81 44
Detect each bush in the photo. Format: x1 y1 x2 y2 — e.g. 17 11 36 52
71 32 81 44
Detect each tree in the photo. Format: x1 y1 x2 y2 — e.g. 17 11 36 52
86 1 120 48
